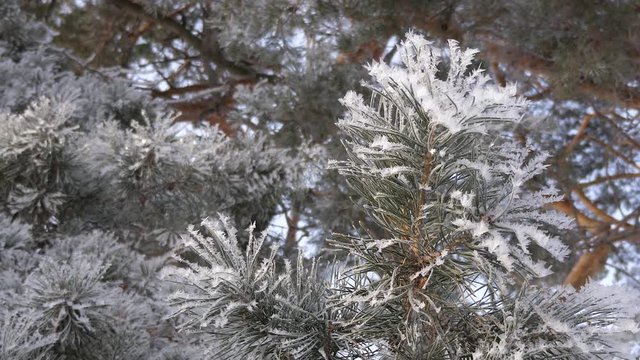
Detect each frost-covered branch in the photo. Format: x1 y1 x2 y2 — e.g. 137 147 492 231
165 215 368 359
329 32 638 358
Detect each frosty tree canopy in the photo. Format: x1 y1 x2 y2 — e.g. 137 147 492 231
0 1 637 358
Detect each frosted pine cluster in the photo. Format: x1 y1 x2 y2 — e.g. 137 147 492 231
0 0 637 357
164 33 638 359
328 32 639 358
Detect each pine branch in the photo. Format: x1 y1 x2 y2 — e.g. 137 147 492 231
107 0 256 78
330 32 639 358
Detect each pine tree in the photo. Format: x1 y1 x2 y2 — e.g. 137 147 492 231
18 0 640 291
0 1 317 358
165 34 639 359
1 1 638 359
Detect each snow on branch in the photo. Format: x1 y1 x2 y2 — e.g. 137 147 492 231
165 215 364 359
330 32 639 358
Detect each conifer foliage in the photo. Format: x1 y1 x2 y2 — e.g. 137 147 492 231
0 2 316 359
0 2 638 359
165 34 639 358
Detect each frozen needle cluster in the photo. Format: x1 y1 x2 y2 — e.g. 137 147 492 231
166 33 638 359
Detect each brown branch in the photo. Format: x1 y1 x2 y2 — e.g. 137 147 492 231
579 82 640 109
89 18 116 66
107 0 256 77
130 19 155 40
546 200 607 234
169 99 234 134
596 110 640 149
553 112 633 290
562 114 593 157
586 135 640 170
559 202 639 290
166 60 192 83
572 188 630 228
592 228 640 247
564 243 611 290
336 39 385 64
578 172 640 188
482 42 640 108
129 3 194 39
347 4 640 108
